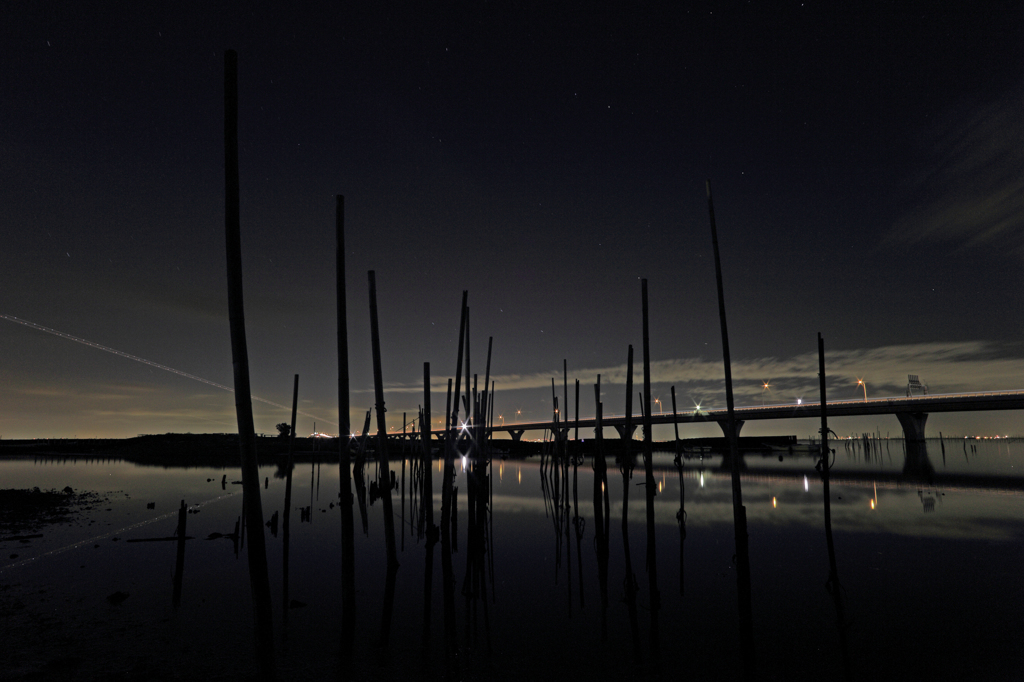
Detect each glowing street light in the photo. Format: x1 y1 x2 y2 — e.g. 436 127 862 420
857 378 867 402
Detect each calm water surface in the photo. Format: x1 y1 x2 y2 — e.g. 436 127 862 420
1 438 1022 681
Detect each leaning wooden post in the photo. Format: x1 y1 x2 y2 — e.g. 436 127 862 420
640 279 660 661
818 334 852 680
706 179 754 678
223 49 274 681
336 195 356 651
368 271 399 571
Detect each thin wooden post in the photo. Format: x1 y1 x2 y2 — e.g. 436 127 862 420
671 386 685 597
593 379 610 640
368 271 399 573
623 345 634 459
818 334 852 681
282 374 298 633
640 279 660 661
706 179 754 678
224 49 274 681
336 194 355 651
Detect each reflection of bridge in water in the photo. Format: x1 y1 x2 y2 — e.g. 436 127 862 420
483 390 1024 444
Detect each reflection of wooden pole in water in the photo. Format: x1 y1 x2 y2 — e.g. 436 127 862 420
282 374 298 635
671 386 685 597
401 412 406 552
488 379 497 599
619 347 642 662
705 179 754 678
223 50 274 681
592 380 610 641
368 270 399 647
442 293 467 661
172 500 186 608
620 429 642 663
817 334 852 681
573 378 585 611
421 363 435 656
640 279 661 662
335 194 355 654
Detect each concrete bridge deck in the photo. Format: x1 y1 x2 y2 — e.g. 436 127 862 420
405 390 1024 444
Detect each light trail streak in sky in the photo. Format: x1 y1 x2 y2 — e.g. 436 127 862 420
1 314 337 427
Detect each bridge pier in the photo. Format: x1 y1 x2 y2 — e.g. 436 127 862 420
717 419 745 440
895 412 928 442
613 423 637 440
509 429 525 442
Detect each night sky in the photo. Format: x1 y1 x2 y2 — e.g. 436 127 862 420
3 2 1023 440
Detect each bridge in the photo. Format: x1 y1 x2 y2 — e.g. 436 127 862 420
472 390 1024 444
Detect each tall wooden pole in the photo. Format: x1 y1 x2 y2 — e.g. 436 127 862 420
282 374 298 630
223 49 274 681
623 345 634 453
671 385 685 598
336 195 355 651
818 333 852 680
705 179 755 677
368 271 399 572
640 279 660 661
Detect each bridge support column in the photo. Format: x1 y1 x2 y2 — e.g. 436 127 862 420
613 424 637 440
717 419 745 440
895 412 928 442
509 429 525 442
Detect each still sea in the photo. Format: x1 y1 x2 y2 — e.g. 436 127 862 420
1 437 1022 681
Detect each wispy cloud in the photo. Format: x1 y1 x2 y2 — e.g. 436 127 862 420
381 340 1024 403
890 86 1024 254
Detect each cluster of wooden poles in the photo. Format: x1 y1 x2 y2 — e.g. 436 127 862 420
222 49 851 682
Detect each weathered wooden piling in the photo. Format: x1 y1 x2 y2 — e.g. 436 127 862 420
671 386 685 597
282 374 298 633
442 293 468 658
367 270 399 648
223 49 274 681
640 279 660 662
818 334 852 681
623 345 634 464
705 179 754 678
335 194 356 653
592 379 610 641
421 363 435 655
